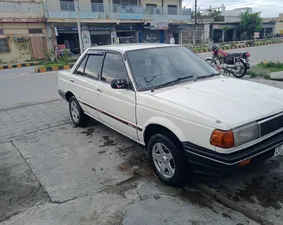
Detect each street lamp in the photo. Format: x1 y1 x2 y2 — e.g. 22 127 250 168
74 0 83 55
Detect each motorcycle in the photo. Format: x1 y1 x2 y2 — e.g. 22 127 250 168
205 49 251 78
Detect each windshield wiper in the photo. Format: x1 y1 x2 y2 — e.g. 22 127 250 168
194 73 219 82
151 75 194 92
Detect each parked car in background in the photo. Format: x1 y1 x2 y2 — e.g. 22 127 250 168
57 44 283 186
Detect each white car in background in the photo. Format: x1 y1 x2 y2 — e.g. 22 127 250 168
58 44 283 186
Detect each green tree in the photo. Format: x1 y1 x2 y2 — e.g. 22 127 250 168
239 10 263 39
208 9 224 22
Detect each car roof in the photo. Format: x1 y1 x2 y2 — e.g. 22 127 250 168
86 43 182 53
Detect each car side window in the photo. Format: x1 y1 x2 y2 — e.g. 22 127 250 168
102 53 128 82
84 54 104 79
75 56 88 75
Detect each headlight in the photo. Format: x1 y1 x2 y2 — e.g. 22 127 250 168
233 122 260 146
210 122 260 148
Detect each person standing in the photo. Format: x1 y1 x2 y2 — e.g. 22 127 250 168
170 35 175 44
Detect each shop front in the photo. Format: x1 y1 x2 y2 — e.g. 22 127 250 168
116 24 139 43
140 21 169 43
55 25 80 54
167 24 180 44
89 25 114 46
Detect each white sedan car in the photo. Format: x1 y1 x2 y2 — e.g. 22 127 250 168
58 44 283 186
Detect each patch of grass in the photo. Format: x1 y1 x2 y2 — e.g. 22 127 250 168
247 61 283 79
258 61 283 72
247 66 270 79
42 62 71 68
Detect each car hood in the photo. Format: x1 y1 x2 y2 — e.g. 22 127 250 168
153 77 283 128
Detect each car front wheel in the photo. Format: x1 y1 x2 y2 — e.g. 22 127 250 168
69 96 89 127
148 134 188 186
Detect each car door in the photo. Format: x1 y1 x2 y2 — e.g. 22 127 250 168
71 51 104 120
96 52 139 141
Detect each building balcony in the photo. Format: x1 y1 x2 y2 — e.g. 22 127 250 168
46 2 191 22
0 1 44 19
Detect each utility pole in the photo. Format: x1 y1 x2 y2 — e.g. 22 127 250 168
194 0 197 44
74 0 83 54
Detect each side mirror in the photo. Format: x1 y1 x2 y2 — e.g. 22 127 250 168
110 79 129 89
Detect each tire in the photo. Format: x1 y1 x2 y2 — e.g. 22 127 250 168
232 60 247 78
148 134 190 186
69 96 89 127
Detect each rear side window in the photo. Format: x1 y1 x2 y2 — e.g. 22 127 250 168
84 54 104 79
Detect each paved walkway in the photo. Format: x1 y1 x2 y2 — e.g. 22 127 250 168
0 100 69 142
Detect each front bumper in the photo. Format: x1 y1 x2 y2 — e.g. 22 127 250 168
183 131 283 176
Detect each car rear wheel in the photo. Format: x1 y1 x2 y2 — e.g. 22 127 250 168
148 134 188 186
69 96 89 127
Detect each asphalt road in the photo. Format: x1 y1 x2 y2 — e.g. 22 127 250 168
1 43 283 109
0 68 59 110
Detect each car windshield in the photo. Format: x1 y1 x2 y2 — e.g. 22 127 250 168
126 46 218 91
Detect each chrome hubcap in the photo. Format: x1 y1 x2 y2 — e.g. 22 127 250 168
70 101 80 123
152 143 175 179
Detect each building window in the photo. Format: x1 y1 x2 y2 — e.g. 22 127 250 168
60 0 75 11
28 29 43 34
0 38 9 53
91 0 104 12
113 0 138 13
146 4 159 14
168 5 177 15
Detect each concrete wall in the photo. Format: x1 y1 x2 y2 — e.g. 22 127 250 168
0 0 44 19
276 22 283 35
0 22 46 64
46 0 181 10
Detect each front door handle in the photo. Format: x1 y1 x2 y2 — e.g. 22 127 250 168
97 88 102 93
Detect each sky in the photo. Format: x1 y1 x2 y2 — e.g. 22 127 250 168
182 0 283 18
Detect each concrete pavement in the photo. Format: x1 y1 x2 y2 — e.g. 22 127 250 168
0 101 258 225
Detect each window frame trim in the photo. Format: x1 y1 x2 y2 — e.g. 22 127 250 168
73 54 89 76
74 51 105 81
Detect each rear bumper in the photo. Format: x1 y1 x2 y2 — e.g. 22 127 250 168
183 131 283 176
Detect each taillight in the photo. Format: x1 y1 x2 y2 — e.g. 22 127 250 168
246 53 251 57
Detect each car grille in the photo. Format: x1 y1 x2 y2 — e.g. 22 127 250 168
259 113 283 136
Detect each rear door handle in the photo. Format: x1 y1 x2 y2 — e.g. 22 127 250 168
70 79 74 83
97 88 102 93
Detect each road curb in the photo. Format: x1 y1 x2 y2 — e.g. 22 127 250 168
0 62 40 70
188 182 273 225
192 41 283 53
35 64 73 73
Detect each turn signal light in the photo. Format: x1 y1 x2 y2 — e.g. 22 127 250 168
210 129 235 148
238 159 251 168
